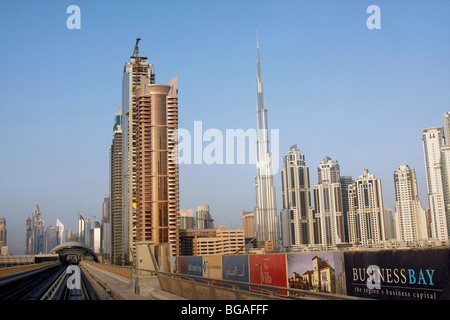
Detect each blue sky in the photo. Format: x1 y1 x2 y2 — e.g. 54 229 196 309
0 0 449 254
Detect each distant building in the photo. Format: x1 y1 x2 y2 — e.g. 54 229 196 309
281 145 315 249
101 196 111 261
93 221 101 254
179 209 194 229
78 215 91 248
347 169 386 246
45 226 58 253
393 164 429 242
0 218 6 252
242 210 255 238
192 226 245 256
27 205 45 255
254 39 279 248
179 228 216 256
66 229 73 242
383 207 396 240
110 106 124 264
196 205 214 229
340 176 353 243
422 122 449 241
56 219 64 245
313 157 345 248
25 216 32 254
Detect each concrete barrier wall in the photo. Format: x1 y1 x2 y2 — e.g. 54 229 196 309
158 275 277 300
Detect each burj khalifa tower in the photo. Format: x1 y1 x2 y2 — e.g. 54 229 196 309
254 37 280 249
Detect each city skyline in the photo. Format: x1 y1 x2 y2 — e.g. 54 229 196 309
1 1 450 254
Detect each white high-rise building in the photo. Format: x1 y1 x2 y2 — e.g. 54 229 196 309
254 37 279 249
422 125 449 241
281 145 314 249
393 165 429 242
313 157 345 247
78 214 91 248
56 219 64 245
347 169 386 246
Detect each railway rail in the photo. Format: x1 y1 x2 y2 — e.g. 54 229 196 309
0 262 112 300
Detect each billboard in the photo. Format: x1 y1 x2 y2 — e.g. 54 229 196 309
222 254 250 289
344 247 450 300
286 251 347 295
202 255 223 282
187 256 203 277
249 254 288 295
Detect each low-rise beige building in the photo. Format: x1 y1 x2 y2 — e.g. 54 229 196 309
193 226 245 256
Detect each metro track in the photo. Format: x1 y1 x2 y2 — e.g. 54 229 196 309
0 262 112 300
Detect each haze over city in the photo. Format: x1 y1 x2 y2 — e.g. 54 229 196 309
1 0 449 254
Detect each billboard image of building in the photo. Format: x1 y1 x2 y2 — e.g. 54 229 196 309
286 251 346 295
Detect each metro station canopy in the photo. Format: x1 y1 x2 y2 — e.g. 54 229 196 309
49 241 99 262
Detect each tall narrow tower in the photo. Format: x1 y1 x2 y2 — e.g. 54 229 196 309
254 37 279 248
313 157 345 248
422 126 449 241
281 145 314 249
347 169 386 246
393 164 428 242
135 75 180 258
122 39 156 263
110 106 123 264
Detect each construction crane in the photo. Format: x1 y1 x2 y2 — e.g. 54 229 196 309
234 233 261 254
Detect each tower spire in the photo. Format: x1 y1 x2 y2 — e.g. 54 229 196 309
254 36 279 250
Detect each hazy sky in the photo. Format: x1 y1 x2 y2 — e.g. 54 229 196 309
0 1 449 254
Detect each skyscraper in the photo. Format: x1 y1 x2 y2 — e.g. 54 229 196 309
56 219 64 245
25 217 32 254
441 112 450 239
101 196 111 261
383 206 396 240
134 74 180 257
340 176 353 243
122 39 156 263
313 157 345 247
0 218 6 252
78 214 91 248
110 106 124 264
422 125 449 241
393 164 429 242
347 169 386 246
242 210 255 239
179 209 194 230
93 221 102 254
45 226 58 253
281 145 314 250
254 37 279 249
196 205 214 229
28 205 45 254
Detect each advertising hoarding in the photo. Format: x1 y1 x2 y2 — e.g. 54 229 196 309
202 255 223 282
222 254 249 290
249 253 288 295
344 247 450 300
187 256 203 277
